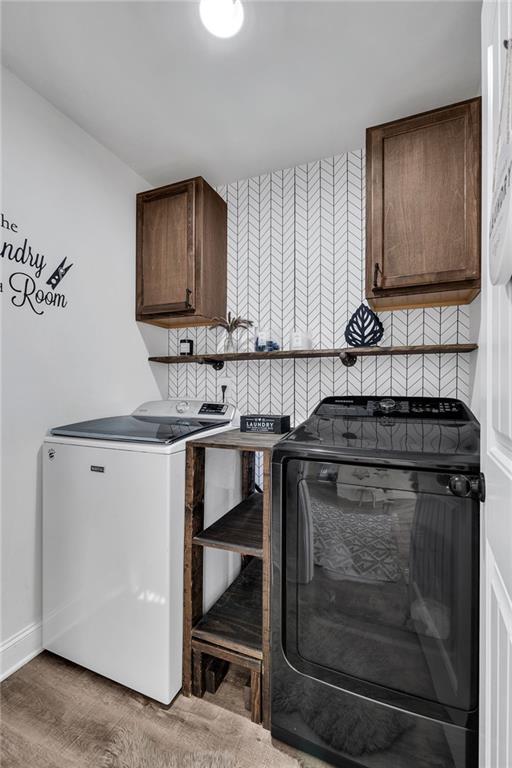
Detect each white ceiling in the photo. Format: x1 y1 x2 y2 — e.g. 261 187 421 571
2 1 481 187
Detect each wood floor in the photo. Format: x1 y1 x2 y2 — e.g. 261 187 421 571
0 652 328 768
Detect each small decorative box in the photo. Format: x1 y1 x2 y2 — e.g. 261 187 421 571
240 414 291 434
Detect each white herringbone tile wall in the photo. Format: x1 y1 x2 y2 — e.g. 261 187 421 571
168 149 472 426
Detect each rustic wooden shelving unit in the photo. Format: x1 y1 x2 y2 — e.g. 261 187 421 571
150 343 478 369
192 559 263 658
193 493 263 558
183 430 282 729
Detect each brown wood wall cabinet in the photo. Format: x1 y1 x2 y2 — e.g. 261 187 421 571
366 98 481 310
136 177 227 327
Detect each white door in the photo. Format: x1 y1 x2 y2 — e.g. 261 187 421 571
481 3 512 766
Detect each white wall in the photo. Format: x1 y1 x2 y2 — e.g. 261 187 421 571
0 68 168 678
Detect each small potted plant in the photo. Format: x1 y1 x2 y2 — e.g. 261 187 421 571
209 312 253 353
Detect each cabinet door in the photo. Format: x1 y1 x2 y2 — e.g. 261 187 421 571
366 99 480 299
137 181 195 315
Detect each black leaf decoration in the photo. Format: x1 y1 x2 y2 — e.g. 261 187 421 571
344 303 384 347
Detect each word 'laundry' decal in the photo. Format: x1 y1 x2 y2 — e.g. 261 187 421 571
1 236 46 278
1 212 74 316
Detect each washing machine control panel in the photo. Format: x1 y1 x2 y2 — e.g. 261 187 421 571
132 399 234 420
199 403 228 415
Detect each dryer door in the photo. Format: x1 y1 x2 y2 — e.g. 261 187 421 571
281 459 479 714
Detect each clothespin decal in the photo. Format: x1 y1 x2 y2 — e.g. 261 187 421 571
46 258 73 289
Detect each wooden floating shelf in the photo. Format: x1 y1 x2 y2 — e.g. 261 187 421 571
192 430 283 452
149 343 478 369
192 559 262 659
193 493 263 558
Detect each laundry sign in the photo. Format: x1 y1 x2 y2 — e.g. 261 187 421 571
0 212 73 315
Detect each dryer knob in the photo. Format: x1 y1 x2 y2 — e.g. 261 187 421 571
176 400 189 414
449 475 472 497
379 398 397 414
449 474 486 501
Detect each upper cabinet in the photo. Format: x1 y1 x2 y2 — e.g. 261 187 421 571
136 177 227 327
366 98 481 310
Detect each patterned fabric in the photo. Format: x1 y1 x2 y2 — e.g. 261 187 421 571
312 501 401 583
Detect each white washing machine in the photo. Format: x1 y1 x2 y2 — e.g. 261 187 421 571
43 399 240 704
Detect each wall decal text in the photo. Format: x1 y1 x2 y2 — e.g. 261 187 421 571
1 213 73 315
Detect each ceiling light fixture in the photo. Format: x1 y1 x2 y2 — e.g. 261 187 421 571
199 0 244 38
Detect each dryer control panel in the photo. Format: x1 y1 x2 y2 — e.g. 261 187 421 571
315 396 470 420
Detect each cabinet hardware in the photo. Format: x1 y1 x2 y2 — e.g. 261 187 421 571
185 288 193 309
373 263 382 290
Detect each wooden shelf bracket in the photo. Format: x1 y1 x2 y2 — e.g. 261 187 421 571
339 350 357 367
199 358 225 371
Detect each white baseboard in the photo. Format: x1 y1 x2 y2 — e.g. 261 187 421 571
0 621 42 681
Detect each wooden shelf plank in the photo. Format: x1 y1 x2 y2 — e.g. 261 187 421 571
193 493 263 557
190 430 283 452
149 343 477 365
192 559 262 659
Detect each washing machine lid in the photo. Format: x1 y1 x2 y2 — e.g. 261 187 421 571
50 399 236 444
50 414 230 444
